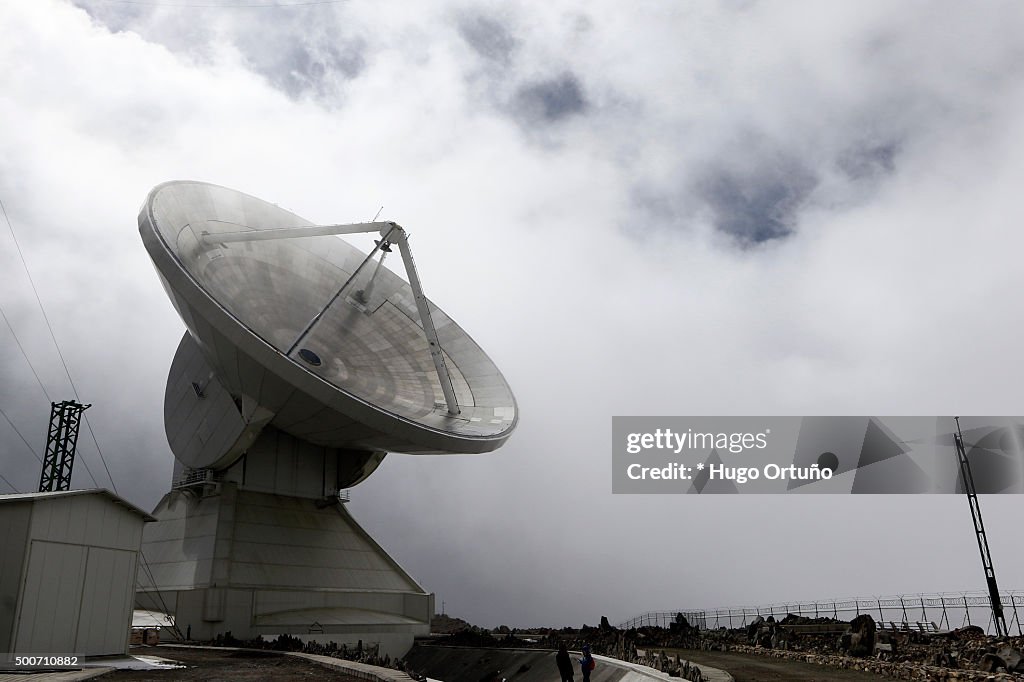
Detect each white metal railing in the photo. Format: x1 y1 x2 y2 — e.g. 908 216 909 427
172 468 213 489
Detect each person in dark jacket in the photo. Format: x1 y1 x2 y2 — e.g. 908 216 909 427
578 644 594 682
555 642 574 682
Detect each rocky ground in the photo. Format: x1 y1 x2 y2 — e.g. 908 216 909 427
94 614 1024 682
423 613 1024 681
664 649 894 681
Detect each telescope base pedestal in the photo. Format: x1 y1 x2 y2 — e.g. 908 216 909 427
136 482 432 658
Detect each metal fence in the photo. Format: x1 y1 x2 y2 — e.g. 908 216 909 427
619 591 1024 636
620 611 709 630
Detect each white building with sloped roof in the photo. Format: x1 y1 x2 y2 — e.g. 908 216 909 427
0 489 154 658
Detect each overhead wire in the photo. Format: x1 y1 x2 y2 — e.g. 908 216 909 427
0 196 116 494
79 414 117 494
0 405 43 464
1 304 102 488
135 547 184 639
1 303 102 489
0 404 44 492
0 195 180 625
0 193 178 622
1 306 52 403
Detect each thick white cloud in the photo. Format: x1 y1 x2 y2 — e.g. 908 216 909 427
1 0 1024 628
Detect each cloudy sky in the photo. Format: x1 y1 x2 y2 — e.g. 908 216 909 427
2 0 1024 629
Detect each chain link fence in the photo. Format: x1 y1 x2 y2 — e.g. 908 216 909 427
619 591 1024 636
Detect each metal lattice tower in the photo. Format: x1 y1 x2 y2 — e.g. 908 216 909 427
38 400 91 492
953 416 1008 638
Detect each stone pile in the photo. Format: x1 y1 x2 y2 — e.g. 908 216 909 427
729 643 1024 681
633 649 705 681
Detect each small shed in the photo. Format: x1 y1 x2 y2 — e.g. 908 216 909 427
0 489 155 657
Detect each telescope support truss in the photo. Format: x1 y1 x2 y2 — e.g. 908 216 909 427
202 222 461 416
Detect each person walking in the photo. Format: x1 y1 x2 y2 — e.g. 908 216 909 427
578 644 595 682
555 642 574 682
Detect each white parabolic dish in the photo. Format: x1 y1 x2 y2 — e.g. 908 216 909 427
139 181 517 461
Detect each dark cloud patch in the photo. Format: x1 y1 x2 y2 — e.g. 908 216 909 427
71 0 146 33
251 40 366 100
70 0 218 61
457 13 517 65
69 1 366 102
510 72 588 125
837 140 900 180
698 159 818 246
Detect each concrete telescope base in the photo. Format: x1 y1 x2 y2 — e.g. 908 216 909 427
136 483 432 658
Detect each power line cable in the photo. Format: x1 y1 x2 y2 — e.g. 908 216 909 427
0 405 43 464
0 201 168 620
0 200 175 619
79 416 117 494
0 292 102 489
0 302 104 485
0 196 113 492
136 548 183 638
0 306 52 403
0 399 103 489
0 471 17 493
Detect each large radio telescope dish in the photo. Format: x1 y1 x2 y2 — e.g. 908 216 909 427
140 181 516 474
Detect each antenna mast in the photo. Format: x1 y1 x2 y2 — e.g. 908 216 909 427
953 416 1008 637
39 400 91 492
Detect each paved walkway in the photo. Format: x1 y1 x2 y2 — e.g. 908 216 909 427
594 653 734 682
289 653 417 682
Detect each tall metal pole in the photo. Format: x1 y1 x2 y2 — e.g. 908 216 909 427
953 416 1008 637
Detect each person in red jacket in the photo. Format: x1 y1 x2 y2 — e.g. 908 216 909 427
578 644 595 682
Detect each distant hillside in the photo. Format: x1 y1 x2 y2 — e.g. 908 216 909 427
431 613 477 634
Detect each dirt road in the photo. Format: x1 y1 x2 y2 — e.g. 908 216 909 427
679 650 887 681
